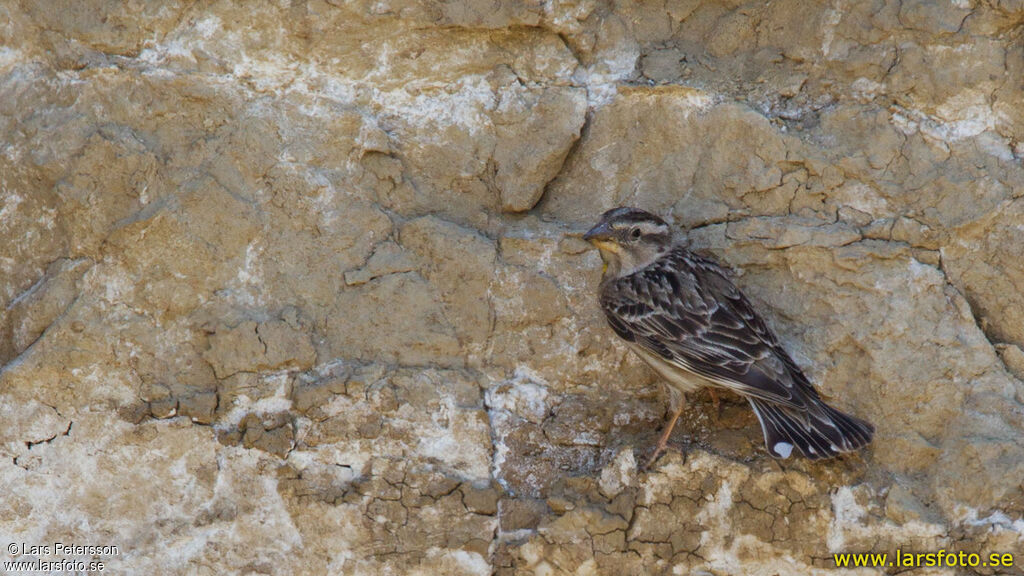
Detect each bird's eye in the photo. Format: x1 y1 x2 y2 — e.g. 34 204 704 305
630 228 642 239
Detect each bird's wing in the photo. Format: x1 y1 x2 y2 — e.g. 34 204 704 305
600 247 816 409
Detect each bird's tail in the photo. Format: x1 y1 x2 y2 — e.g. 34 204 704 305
747 397 874 460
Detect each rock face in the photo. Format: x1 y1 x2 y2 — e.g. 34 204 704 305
2 1 1023 574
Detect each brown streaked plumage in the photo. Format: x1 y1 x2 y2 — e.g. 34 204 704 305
584 207 873 465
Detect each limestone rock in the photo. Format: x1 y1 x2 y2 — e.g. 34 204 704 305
204 320 316 379
492 85 588 212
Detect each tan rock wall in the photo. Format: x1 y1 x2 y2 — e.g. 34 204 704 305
2 0 1023 574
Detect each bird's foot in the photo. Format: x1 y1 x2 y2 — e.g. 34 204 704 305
642 442 670 471
642 403 686 471
641 440 687 471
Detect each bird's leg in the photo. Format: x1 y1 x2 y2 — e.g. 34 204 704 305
645 399 686 469
708 388 722 422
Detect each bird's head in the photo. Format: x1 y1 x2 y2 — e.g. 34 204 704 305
583 207 674 277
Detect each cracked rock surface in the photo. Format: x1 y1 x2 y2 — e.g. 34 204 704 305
2 1 1024 574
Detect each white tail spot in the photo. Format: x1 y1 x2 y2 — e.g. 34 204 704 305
774 442 794 458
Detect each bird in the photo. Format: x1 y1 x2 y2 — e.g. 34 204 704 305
583 206 874 466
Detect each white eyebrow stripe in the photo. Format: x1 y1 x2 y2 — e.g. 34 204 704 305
608 217 669 236
636 221 669 235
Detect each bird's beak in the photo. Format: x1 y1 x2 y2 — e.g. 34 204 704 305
583 221 620 255
583 221 613 243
